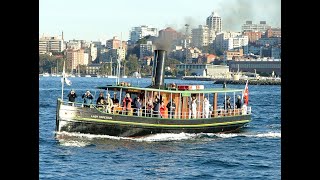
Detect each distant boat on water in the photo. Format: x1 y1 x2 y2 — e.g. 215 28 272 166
42 73 50 77
106 75 118 78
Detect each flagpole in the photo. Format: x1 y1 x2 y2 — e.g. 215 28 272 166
241 79 248 104
61 60 65 100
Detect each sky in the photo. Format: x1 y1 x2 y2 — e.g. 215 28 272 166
39 0 281 43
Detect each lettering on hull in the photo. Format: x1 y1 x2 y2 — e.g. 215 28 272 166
90 115 113 120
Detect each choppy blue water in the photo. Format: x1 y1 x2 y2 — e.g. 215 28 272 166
39 77 281 180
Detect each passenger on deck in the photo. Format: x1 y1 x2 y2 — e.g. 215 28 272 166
67 89 77 106
159 101 166 118
191 96 197 118
235 95 242 109
235 95 242 115
203 97 211 118
134 96 142 116
122 93 132 115
97 98 106 111
223 96 232 111
105 93 113 113
82 90 93 107
112 92 119 106
96 92 105 108
146 98 153 117
153 97 160 117
166 99 176 118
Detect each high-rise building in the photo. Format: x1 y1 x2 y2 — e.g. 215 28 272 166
191 25 210 47
140 41 154 60
39 36 64 54
66 48 87 71
206 11 222 34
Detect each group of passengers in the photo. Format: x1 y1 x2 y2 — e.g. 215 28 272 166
223 95 242 110
66 89 243 118
188 94 243 118
67 90 117 110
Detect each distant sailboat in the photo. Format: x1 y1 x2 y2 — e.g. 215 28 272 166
122 60 127 78
77 65 81 77
106 57 117 78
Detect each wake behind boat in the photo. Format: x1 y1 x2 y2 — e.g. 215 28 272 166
56 50 252 137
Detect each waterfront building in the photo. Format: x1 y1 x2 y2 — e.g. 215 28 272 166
243 31 262 43
106 36 127 61
241 21 271 33
106 36 127 50
140 41 154 60
176 64 229 77
66 48 89 71
191 25 210 47
260 45 281 59
66 40 85 50
229 58 281 75
224 49 244 60
256 37 281 46
158 27 180 42
129 25 158 43
214 31 242 51
39 36 65 54
86 63 102 75
265 28 281 38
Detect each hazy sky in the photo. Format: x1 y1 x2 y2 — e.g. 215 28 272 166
39 0 281 42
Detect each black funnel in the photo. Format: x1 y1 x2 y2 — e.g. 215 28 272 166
152 50 166 88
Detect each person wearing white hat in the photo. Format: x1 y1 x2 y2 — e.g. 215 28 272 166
105 93 113 113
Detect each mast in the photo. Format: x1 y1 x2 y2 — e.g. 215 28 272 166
120 32 126 78
116 33 122 84
184 24 189 77
61 60 66 100
110 57 113 76
123 61 125 77
78 64 80 77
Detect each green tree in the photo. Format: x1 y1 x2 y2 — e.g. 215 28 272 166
99 63 112 75
202 45 216 54
39 54 67 74
165 58 180 68
126 54 139 76
141 65 152 76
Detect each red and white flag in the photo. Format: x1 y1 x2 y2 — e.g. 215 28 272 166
243 80 249 105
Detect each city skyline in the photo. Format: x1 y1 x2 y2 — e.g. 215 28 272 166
39 0 281 42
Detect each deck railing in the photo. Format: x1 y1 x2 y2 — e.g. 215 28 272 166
59 99 251 119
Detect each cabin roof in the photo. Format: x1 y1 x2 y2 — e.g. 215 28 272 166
96 85 243 93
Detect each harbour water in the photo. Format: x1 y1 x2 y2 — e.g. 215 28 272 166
39 77 281 179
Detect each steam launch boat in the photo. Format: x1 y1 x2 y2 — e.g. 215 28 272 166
56 50 252 137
